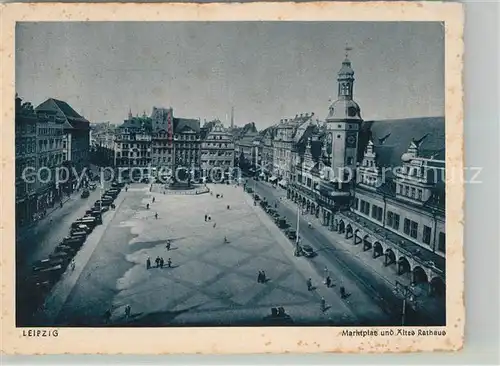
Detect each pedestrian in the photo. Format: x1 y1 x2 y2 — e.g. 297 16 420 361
146 257 151 270
224 236 228 243
340 286 346 299
320 297 326 312
213 222 216 228
125 305 131 318
155 212 158 219
125 186 128 192
221 194 223 198
166 240 171 251
257 271 263 283
160 257 164 268
167 258 172 268
227 205 230 210
155 256 160 268
204 214 207 222
307 278 313 291
70 259 75 271
326 275 331 288
146 203 150 210
208 216 211 221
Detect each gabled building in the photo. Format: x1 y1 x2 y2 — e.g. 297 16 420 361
260 126 276 179
201 120 234 181
336 117 446 302
151 107 174 172
114 111 152 179
36 98 91 177
286 51 447 312
172 117 201 176
272 113 314 187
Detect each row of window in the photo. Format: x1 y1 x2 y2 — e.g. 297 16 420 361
353 198 445 253
203 161 233 166
16 124 37 135
397 184 424 201
116 152 151 158
202 143 233 148
202 151 233 156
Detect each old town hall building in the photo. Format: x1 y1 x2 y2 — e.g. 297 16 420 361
287 53 446 315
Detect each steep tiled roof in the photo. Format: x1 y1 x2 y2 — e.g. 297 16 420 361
359 117 445 167
174 118 200 133
35 98 87 130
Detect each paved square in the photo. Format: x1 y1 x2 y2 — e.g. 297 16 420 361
46 183 388 326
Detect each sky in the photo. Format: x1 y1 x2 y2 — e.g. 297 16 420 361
16 21 444 129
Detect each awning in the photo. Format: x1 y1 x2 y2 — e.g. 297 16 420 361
269 176 278 182
278 179 288 187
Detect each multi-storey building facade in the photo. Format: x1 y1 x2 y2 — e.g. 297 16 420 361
287 54 446 313
260 126 275 179
90 122 116 166
235 131 261 174
36 98 91 191
34 99 73 209
151 107 174 173
172 117 201 178
15 96 38 227
272 113 313 186
201 121 234 181
114 111 152 179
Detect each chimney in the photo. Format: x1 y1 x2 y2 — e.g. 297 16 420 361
295 114 298 118
300 114 303 117
311 112 314 116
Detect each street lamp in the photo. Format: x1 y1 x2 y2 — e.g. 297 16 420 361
393 280 417 326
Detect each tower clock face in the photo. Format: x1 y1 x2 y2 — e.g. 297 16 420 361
347 106 358 117
346 134 357 147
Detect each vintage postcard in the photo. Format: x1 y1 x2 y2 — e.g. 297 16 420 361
1 1 464 355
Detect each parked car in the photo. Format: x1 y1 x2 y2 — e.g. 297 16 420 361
301 245 316 258
285 228 297 240
80 189 90 199
70 224 91 235
32 258 55 272
254 194 261 201
89 183 97 191
31 264 65 284
277 218 289 229
49 251 72 262
245 187 254 193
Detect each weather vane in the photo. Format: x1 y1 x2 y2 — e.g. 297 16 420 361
345 42 353 58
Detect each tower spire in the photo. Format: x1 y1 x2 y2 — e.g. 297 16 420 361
344 42 353 59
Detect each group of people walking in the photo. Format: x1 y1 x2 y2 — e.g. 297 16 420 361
146 256 172 269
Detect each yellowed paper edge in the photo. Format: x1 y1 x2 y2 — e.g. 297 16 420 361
1 1 464 355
